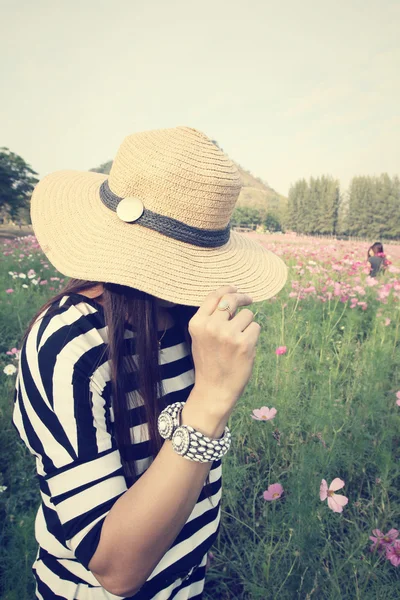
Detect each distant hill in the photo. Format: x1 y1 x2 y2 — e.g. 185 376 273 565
235 165 287 216
90 160 287 217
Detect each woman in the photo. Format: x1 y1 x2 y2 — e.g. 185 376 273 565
13 126 287 599
367 242 389 277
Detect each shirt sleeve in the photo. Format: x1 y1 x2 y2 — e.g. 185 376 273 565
14 303 128 569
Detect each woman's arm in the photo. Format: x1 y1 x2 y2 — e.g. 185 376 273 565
89 396 219 596
89 286 260 596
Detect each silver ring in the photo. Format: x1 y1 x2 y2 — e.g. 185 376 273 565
217 300 233 319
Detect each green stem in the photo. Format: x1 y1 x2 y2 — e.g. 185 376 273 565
273 555 298 599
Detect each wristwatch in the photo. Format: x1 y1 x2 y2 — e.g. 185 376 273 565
158 401 231 463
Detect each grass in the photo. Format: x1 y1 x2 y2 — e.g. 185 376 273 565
1 234 400 599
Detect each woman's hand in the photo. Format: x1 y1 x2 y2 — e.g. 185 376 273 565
183 286 260 435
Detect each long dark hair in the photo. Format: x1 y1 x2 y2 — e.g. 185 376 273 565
23 279 197 481
367 241 384 259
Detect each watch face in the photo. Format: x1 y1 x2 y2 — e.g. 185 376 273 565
172 426 190 456
158 412 174 440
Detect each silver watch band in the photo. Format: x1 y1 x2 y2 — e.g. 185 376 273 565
172 423 231 463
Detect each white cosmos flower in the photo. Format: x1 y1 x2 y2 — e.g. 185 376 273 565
3 364 17 376
31 279 39 285
18 273 27 279
0 486 7 493
22 284 28 289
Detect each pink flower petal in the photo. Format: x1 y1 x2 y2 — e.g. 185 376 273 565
268 483 283 496
371 529 383 538
332 494 348 507
263 483 284 501
369 536 379 543
386 529 399 540
327 494 348 513
329 478 345 492
386 541 400 566
320 479 328 501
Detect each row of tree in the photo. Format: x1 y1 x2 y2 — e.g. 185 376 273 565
2 148 400 240
346 174 400 239
286 174 400 239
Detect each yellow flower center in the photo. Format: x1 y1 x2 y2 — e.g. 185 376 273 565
272 492 280 498
261 415 268 419
327 490 335 497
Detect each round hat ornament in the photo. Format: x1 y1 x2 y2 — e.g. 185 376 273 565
116 197 144 223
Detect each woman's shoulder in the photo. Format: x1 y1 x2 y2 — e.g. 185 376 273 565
23 294 106 364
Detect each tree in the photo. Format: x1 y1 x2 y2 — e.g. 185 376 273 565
231 207 262 228
287 179 308 233
0 148 38 221
263 212 282 232
90 161 112 175
317 175 340 235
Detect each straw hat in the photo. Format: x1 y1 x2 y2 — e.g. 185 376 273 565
31 126 287 306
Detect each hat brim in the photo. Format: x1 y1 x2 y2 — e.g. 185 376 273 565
31 170 288 306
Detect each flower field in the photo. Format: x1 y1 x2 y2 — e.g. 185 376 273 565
1 233 400 599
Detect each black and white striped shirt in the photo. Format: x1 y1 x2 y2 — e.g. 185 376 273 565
13 294 221 599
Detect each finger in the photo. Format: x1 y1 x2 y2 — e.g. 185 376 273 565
196 286 238 317
241 321 261 345
213 292 253 320
229 308 255 332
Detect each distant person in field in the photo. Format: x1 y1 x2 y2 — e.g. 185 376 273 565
367 242 390 277
13 127 287 600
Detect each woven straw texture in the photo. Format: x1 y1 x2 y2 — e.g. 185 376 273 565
31 126 287 306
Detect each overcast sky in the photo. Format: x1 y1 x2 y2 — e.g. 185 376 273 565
1 0 399 195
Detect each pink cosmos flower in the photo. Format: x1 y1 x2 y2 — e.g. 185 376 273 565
40 280 48 285
369 529 399 552
6 347 20 358
385 318 391 326
366 276 379 287
350 298 358 309
263 483 284 501
251 407 277 421
386 540 400 567
320 478 348 513
275 346 287 356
